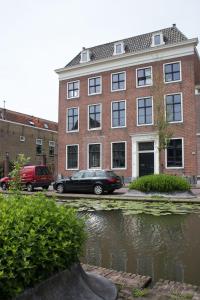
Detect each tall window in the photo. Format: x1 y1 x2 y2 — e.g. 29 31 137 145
167 139 183 168
67 107 79 132
112 100 126 128
111 72 126 91
66 145 78 169
166 94 182 122
89 144 101 168
136 67 152 87
36 139 42 155
88 77 101 95
112 142 126 169
164 62 181 82
137 97 153 125
49 141 55 157
88 104 101 130
67 81 80 98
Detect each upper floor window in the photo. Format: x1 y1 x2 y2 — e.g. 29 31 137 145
67 81 80 99
88 104 101 130
36 139 42 155
151 32 165 47
88 143 101 169
49 141 55 157
66 144 79 170
67 107 79 132
80 48 90 63
137 97 153 126
113 41 125 55
164 62 181 83
111 71 126 91
166 138 183 168
136 67 152 87
165 93 182 123
88 76 102 95
111 100 126 128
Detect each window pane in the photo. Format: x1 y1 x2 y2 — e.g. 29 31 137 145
67 145 78 169
112 82 118 90
112 74 118 82
139 142 154 151
145 68 151 76
165 64 172 73
119 73 124 81
154 34 161 45
137 69 144 78
173 63 180 72
119 81 125 89
112 143 125 168
138 99 144 108
174 72 180 81
89 144 100 168
167 139 182 167
165 74 172 82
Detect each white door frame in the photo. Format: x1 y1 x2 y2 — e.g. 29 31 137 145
131 133 159 179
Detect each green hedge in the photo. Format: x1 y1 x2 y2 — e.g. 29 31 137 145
129 174 191 193
0 193 86 299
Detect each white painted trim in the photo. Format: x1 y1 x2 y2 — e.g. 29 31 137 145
136 66 153 88
163 61 182 84
0 119 57 133
88 103 102 131
66 144 79 170
111 141 127 170
164 92 183 123
111 71 126 92
36 138 43 145
111 100 126 128
80 49 90 63
49 141 55 147
87 143 102 169
88 76 102 96
55 39 198 81
165 137 184 169
113 41 125 55
67 80 80 99
20 135 25 142
151 32 165 47
131 132 159 178
136 96 154 126
66 106 79 133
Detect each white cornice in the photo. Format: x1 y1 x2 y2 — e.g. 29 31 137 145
0 119 58 133
55 38 198 81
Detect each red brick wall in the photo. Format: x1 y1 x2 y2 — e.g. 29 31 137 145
58 54 198 179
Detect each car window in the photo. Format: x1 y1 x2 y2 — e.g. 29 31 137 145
82 171 95 178
95 170 106 178
72 171 84 179
36 167 50 176
106 171 117 177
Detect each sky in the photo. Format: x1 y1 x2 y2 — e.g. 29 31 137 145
0 0 200 122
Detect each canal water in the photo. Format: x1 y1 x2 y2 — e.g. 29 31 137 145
81 210 200 285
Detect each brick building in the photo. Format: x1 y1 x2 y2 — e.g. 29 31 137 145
0 108 58 178
56 25 200 182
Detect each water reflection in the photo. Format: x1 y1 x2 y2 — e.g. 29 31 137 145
81 211 200 285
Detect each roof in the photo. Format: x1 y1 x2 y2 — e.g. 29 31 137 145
0 108 58 132
66 25 188 68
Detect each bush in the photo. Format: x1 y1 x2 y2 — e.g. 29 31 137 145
129 174 191 193
0 193 86 299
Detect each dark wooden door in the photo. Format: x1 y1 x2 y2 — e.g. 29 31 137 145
139 152 154 177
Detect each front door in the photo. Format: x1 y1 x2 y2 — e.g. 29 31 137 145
138 142 154 177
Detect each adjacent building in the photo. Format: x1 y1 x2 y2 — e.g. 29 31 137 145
0 108 58 177
56 24 200 182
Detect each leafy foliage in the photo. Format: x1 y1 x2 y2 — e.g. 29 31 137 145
0 193 86 299
129 174 190 193
8 154 30 191
132 288 149 297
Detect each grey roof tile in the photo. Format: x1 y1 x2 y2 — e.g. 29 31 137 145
65 26 187 68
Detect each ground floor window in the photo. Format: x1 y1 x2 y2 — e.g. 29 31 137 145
88 144 101 168
111 142 126 169
166 138 183 168
66 145 78 169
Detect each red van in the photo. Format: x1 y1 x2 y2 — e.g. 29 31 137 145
0 165 53 192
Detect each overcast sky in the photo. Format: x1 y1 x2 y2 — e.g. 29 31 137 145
0 0 200 122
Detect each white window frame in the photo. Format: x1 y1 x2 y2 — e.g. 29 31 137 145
20 136 25 142
88 103 102 131
113 41 125 55
151 32 165 47
80 49 90 63
111 71 126 92
67 80 80 99
136 96 154 126
164 92 183 124
88 76 102 96
66 106 79 133
111 141 127 170
36 138 43 145
111 100 126 129
66 144 79 170
136 66 153 88
87 143 102 169
163 61 182 84
49 141 55 147
165 137 184 169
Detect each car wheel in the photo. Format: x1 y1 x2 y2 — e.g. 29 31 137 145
27 183 33 192
1 183 7 191
94 185 103 195
57 184 64 194
43 185 49 190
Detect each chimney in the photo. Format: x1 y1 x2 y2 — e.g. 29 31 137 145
172 23 176 27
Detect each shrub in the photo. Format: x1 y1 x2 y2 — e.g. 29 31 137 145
0 193 86 299
129 174 190 193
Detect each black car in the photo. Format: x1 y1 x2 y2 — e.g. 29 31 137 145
53 169 123 195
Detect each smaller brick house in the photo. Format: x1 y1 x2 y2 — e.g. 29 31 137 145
0 108 58 178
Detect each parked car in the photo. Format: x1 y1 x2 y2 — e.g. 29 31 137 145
53 169 123 195
0 165 53 192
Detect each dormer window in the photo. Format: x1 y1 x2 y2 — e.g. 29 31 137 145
113 41 125 55
151 32 165 47
80 48 90 63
